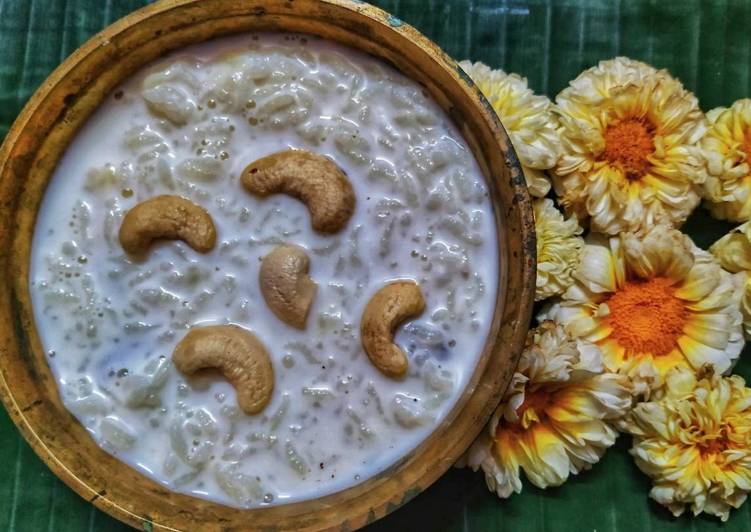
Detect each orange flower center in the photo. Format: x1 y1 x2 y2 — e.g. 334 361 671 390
602 118 655 180
606 277 686 357
496 388 553 435
517 388 551 419
742 132 751 163
698 436 729 457
692 424 732 458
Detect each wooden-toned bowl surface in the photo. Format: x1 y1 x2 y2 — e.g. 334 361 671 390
0 0 535 530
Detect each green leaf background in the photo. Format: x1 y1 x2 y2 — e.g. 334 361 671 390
0 1 749 530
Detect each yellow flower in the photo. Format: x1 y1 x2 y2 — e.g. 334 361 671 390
534 198 584 301
710 221 751 338
464 321 631 498
542 225 743 396
554 57 707 235
460 60 560 197
620 366 751 521
702 99 751 221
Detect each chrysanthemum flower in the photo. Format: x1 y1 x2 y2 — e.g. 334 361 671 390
534 198 584 301
710 221 751 338
542 225 743 396
620 366 751 521
701 99 751 221
553 57 707 235
464 321 631 498
460 61 560 197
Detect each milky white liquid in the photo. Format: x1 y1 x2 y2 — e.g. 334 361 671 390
29 33 499 508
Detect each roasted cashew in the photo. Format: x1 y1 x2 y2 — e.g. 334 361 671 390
119 195 216 256
259 244 318 329
241 149 356 234
172 325 274 415
360 281 426 379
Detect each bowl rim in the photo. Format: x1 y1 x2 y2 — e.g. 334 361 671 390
0 0 536 530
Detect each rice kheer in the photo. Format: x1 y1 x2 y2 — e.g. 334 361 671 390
29 33 499 508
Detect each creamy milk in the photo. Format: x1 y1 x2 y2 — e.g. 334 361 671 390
30 33 499 508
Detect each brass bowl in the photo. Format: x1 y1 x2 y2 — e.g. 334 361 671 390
0 0 535 530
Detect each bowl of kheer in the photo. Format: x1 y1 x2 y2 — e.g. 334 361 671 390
0 0 535 530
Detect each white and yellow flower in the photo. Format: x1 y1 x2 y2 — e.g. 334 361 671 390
542 224 743 396
554 57 707 235
710 221 751 338
702 99 751 221
460 61 560 197
464 321 631 498
621 366 751 521
534 198 584 301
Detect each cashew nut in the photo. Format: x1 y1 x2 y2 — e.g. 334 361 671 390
259 244 318 329
360 281 426 379
241 149 356 234
172 325 274 415
119 195 217 256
